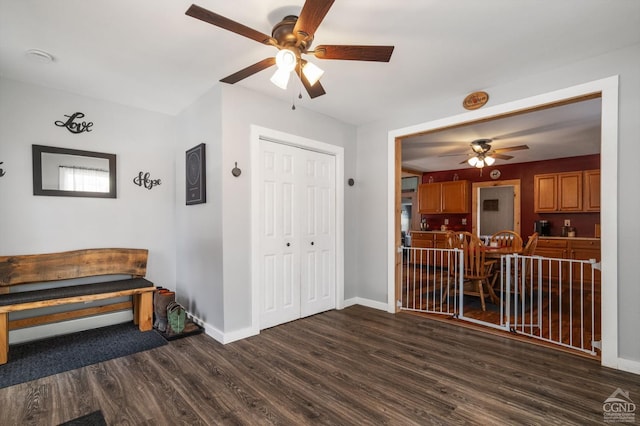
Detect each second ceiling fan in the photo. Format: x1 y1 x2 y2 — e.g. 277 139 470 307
440 139 529 168
186 0 394 98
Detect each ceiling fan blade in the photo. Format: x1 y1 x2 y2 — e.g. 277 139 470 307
493 144 529 154
293 0 335 38
438 152 470 157
220 57 276 84
296 61 326 98
313 45 394 62
491 153 514 160
186 4 272 45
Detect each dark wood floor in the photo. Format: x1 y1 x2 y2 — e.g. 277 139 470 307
1 305 637 425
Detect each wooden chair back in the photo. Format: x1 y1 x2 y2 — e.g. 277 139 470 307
450 232 487 279
489 230 523 252
522 232 539 256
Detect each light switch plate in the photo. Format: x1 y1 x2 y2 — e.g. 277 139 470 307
564 219 571 226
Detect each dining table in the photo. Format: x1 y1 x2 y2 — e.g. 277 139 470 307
482 245 523 290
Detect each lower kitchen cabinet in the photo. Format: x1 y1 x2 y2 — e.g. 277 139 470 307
535 238 600 285
408 231 451 266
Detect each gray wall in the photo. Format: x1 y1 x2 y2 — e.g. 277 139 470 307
174 84 357 338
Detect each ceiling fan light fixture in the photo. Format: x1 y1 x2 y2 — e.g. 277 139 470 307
270 67 291 90
275 48 297 72
484 155 495 166
475 159 485 168
467 157 478 167
302 61 324 86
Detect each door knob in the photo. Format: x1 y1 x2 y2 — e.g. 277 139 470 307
311 242 315 246
286 242 291 247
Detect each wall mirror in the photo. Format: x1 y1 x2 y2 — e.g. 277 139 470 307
32 145 117 198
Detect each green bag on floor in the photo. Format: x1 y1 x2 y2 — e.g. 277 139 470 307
167 301 186 334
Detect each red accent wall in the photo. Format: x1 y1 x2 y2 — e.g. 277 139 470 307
419 154 600 238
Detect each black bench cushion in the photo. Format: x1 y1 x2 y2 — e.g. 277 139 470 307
0 278 154 307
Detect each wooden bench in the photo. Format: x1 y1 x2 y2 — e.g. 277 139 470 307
0 248 156 364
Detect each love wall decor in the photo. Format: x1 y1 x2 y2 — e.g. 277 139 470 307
54 112 93 134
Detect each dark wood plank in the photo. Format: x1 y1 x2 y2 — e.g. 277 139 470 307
0 248 148 286
0 306 637 425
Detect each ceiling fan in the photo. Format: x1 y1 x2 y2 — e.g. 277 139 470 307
440 139 529 168
185 0 394 99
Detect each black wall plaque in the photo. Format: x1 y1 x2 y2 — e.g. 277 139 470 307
186 143 206 205
54 112 93 134
133 171 161 190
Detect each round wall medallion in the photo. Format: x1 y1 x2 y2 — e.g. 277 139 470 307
490 169 501 180
463 91 489 110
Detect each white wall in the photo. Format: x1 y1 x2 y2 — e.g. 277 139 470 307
0 78 177 340
174 84 357 340
174 86 225 331
355 43 640 367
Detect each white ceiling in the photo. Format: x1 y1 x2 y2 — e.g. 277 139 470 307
401 97 603 172
1 0 638 131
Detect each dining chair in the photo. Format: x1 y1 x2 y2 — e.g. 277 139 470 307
513 232 540 302
522 232 539 256
488 230 524 252
453 231 498 311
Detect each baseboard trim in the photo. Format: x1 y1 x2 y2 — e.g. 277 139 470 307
617 357 640 375
188 312 258 345
343 297 388 311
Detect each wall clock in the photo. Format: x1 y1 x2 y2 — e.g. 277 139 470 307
490 169 501 180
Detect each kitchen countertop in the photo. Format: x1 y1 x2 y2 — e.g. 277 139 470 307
410 231 600 241
538 236 600 241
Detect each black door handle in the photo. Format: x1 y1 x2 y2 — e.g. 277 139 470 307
311 242 314 246
286 242 290 247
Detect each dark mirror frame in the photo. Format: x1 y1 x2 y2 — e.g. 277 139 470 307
32 144 117 198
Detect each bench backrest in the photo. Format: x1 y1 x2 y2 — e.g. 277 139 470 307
0 248 148 287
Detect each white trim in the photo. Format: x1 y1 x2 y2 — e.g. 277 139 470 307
344 297 389 311
250 125 345 335
387 76 619 367
617 358 640 376
189 312 258 344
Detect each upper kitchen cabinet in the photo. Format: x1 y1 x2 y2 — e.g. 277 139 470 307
583 169 601 212
534 170 599 213
534 174 558 212
418 180 469 214
557 171 583 211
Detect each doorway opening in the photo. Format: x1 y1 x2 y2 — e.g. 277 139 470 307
472 179 521 239
388 76 618 366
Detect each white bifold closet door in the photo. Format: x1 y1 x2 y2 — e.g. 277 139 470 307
259 140 336 330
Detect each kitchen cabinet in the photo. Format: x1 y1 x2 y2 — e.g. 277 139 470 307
583 169 601 212
418 183 441 214
534 174 558 212
410 231 435 249
409 231 451 266
534 238 567 282
418 180 468 214
535 238 600 285
557 172 583 211
534 170 599 213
